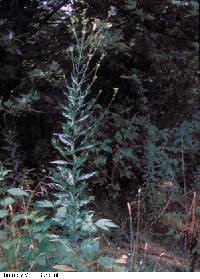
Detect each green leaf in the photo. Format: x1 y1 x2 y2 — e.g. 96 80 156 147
12 214 24 223
76 156 88 164
31 220 51 233
76 115 89 123
55 207 67 219
36 200 54 208
67 171 74 185
81 215 97 233
81 239 100 261
51 160 69 165
0 169 11 181
101 143 112 153
79 172 96 181
7 188 29 197
0 197 15 207
58 135 72 147
78 144 95 151
95 219 118 231
81 222 97 233
0 209 8 218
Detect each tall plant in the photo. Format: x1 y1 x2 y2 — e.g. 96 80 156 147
48 11 118 271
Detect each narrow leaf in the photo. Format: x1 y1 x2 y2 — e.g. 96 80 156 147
51 160 68 165
36 200 54 208
79 172 96 181
58 135 72 147
76 115 89 123
78 145 95 151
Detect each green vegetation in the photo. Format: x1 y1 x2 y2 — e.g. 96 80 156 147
0 0 199 272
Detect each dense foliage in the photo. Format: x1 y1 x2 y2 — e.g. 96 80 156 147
0 0 199 272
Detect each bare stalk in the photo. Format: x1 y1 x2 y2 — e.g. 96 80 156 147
134 188 141 269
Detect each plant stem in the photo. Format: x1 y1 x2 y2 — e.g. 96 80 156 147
134 188 141 270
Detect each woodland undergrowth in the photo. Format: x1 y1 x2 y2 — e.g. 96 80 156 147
0 9 200 272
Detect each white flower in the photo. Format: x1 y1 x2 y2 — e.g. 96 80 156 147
106 22 113 29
